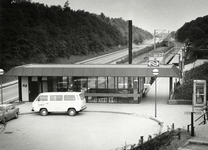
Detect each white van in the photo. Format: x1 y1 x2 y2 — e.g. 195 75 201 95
31 92 87 116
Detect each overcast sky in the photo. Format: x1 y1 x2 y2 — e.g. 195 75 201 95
32 0 208 33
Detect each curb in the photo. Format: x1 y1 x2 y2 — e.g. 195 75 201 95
149 116 164 125
188 139 208 145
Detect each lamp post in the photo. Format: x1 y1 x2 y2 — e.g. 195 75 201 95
153 68 159 118
0 69 4 105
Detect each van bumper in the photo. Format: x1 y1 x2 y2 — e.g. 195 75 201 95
80 105 87 111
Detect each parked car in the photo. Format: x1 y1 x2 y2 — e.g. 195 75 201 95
0 104 19 124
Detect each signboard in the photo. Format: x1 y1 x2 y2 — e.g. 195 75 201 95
148 60 160 67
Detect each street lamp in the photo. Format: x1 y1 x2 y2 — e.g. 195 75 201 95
0 69 4 105
153 68 159 118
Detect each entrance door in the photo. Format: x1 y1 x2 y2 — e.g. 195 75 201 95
29 80 39 102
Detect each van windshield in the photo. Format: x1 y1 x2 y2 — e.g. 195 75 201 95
38 95 48 101
79 93 85 100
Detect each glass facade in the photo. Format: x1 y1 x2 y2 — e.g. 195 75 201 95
29 76 144 103
196 84 204 104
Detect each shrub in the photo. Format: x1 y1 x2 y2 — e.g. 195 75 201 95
174 62 208 100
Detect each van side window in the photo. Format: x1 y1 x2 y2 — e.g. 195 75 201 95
38 95 48 101
64 95 76 101
50 95 63 101
79 93 85 100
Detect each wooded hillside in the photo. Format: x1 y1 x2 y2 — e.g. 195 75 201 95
0 1 152 71
177 15 208 49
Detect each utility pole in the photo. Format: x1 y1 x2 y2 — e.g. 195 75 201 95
154 29 156 50
0 69 4 105
128 20 132 64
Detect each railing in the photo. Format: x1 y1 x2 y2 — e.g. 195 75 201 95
195 111 208 125
187 110 208 136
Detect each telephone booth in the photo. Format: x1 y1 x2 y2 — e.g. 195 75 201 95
193 80 206 108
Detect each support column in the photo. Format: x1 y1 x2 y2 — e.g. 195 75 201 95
21 76 29 101
18 77 22 101
169 77 173 98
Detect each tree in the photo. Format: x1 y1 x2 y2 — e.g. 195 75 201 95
64 0 69 8
0 0 12 8
0 2 152 71
190 26 205 41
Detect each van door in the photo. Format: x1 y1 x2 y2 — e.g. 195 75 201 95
63 95 78 110
35 95 48 111
48 95 63 111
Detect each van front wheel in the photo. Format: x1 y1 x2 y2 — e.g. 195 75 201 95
40 109 48 116
68 109 76 116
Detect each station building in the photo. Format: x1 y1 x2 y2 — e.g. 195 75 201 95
5 64 180 103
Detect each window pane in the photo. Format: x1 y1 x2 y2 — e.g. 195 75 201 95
79 93 85 100
196 85 204 94
68 77 73 91
58 77 68 91
39 96 48 101
88 77 96 89
108 77 115 89
72 77 88 92
50 95 62 101
50 95 55 101
127 77 133 89
124 77 128 89
64 95 76 101
56 95 62 101
98 77 107 89
118 77 124 89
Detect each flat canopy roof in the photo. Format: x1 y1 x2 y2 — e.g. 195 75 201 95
5 64 180 77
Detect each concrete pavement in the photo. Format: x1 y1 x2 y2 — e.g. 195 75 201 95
15 79 193 132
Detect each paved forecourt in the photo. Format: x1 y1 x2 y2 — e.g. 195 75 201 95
0 79 193 150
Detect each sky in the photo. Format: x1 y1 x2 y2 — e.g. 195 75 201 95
32 0 208 33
